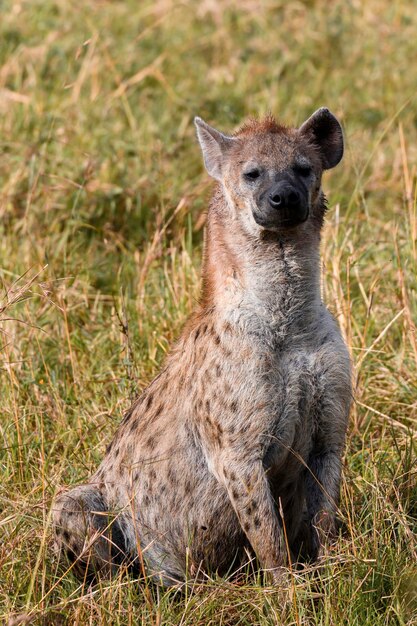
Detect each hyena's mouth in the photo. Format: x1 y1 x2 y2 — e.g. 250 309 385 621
252 205 309 230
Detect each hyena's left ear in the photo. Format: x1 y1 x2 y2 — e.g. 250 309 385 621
299 108 344 169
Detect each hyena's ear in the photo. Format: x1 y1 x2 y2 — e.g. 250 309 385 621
194 117 236 181
299 108 344 169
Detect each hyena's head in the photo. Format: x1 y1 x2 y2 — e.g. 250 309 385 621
195 108 343 236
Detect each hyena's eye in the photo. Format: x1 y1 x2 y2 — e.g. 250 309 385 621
294 164 312 177
244 168 261 181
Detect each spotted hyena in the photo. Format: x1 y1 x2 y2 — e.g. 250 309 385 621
53 107 352 587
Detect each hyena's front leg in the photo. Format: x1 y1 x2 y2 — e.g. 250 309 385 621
303 401 349 558
304 447 345 559
299 359 351 561
209 450 287 583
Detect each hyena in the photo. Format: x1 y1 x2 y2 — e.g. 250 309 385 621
53 108 352 586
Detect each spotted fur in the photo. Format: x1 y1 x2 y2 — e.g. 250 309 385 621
53 109 352 586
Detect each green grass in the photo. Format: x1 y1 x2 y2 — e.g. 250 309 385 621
1 0 417 624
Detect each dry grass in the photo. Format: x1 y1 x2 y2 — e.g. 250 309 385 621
1 0 416 624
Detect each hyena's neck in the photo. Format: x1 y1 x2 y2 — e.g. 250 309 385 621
200 188 323 339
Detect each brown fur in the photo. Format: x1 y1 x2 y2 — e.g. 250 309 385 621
53 109 351 587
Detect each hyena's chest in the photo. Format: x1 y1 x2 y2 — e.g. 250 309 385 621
262 349 321 477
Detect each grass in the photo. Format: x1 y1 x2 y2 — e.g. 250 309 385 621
1 0 417 623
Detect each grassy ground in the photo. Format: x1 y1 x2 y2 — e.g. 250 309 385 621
1 0 417 624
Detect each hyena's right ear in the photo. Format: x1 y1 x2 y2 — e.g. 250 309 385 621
194 117 236 181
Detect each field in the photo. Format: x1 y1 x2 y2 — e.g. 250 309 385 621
1 0 417 624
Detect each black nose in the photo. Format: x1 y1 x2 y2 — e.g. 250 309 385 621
269 185 301 210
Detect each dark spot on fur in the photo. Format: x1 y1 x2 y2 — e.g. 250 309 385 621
251 499 258 511
63 530 70 542
214 334 221 345
146 436 155 450
216 364 221 377
254 516 261 529
106 441 113 454
205 399 210 413
146 394 154 410
201 525 208 531
195 328 200 340
117 463 125 477
246 504 253 516
150 468 157 480
230 400 238 412
230 472 236 482
232 488 239 500
122 408 134 425
243 522 250 533
114 447 120 458
184 479 192 494
66 548 76 562
143 494 150 506
247 474 256 488
223 468 228 479
160 485 166 494
154 404 163 418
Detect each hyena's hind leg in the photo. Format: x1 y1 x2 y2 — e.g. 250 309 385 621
53 484 132 582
